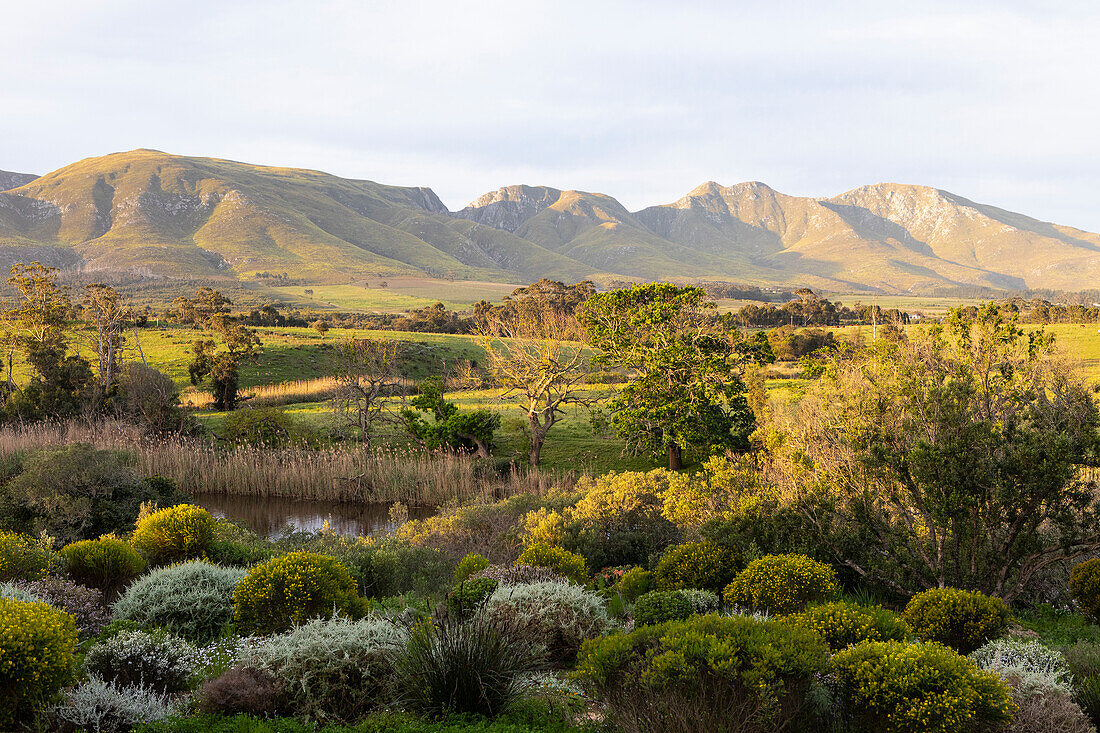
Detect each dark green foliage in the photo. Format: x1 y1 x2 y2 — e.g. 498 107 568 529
575 614 828 733
137 711 602 732
395 616 543 719
402 377 501 458
0 444 183 544
632 590 693 626
220 407 316 447
903 587 1009 654
580 283 773 469
653 541 741 593
447 578 499 620
1062 642 1100 728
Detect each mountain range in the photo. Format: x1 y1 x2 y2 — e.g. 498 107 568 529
0 149 1097 294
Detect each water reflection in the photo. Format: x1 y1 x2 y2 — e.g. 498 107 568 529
192 494 436 539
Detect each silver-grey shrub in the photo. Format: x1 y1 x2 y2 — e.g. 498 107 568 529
241 614 406 723
112 560 246 643
680 589 720 615
48 678 179 733
970 638 1072 693
483 580 611 666
84 629 197 694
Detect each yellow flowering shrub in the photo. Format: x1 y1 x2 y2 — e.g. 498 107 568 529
831 640 1015 733
786 601 910 652
619 567 652 601
515 544 589 586
1070 559 1100 619
130 503 215 565
0 597 78 727
660 455 765 527
653 541 741 593
59 536 145 597
233 551 363 634
723 553 838 614
903 587 1010 654
0 530 56 582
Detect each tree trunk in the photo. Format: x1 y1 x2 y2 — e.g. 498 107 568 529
529 414 545 466
667 442 683 470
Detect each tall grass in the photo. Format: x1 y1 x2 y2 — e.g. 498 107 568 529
181 377 343 409
0 420 571 505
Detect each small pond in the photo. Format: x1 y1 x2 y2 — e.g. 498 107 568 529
192 494 437 539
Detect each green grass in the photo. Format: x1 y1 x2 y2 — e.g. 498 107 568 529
271 278 520 312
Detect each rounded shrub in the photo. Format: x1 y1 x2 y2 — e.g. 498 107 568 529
831 640 1015 733
1071 559 1100 619
469 563 564 586
243 614 406 723
515 543 589 586
130 503 215 565
1 580 43 603
59 536 145 598
575 613 828 733
0 597 78 728
446 578 498 620
233 551 363 634
112 560 247 643
48 677 180 732
633 590 693 626
786 601 909 652
483 580 611 666
680 588 720 615
723 553 838 615
969 638 1071 684
83 628 196 694
453 553 490 584
653 541 740 593
903 587 1010 654
196 666 287 717
619 566 652 602
14 577 110 638
0 530 56 582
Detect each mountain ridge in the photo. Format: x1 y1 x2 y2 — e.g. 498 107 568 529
1 149 1096 294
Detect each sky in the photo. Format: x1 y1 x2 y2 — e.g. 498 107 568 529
4 0 1100 229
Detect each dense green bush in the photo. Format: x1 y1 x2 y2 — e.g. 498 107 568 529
723 553 838 614
831 640 1015 733
447 578 499 620
112 560 247 643
619 567 652 602
233 551 363 634
131 503 216 565
0 597 78 728
83 628 197 694
786 601 909 652
575 613 828 733
483 581 611 666
395 615 542 719
515 544 589 586
0 530 56 582
632 590 693 626
60 536 146 599
0 444 181 544
137 711 599 732
220 406 316 447
522 470 680 570
1071 559 1100 620
243 615 406 723
903 587 1010 654
454 553 491 584
1059 642 1100 728
653 541 740 593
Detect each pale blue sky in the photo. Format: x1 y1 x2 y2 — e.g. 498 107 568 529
4 1 1099 229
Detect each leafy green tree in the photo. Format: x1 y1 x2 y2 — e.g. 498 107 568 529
181 289 261 410
791 304 1100 599
581 283 773 469
402 377 500 458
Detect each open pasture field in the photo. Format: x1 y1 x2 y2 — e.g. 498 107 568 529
269 277 521 312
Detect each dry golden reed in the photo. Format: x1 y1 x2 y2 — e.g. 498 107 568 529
0 420 569 505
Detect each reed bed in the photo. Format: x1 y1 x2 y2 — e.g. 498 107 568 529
182 376 344 409
0 420 572 506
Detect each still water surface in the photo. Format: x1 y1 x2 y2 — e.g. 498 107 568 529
193 494 436 539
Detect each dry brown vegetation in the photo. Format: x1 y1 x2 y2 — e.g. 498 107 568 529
0 420 570 505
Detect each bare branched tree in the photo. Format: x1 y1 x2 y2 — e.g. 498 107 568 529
331 337 404 446
83 283 130 389
478 308 593 466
